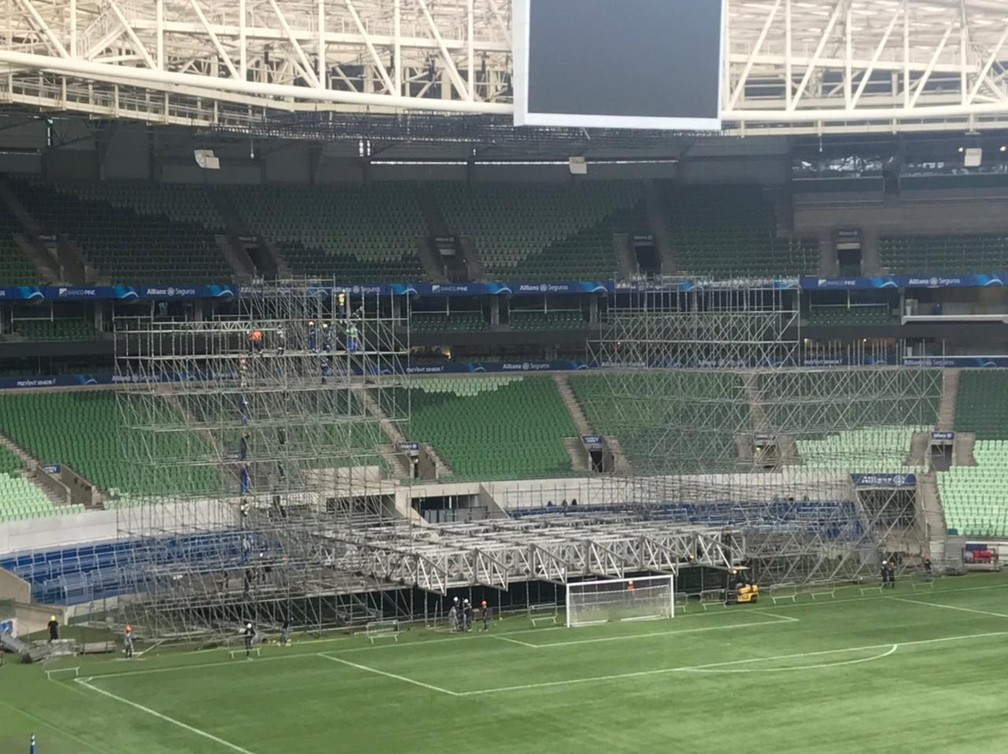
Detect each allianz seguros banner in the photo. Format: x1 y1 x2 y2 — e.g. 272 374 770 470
801 274 1008 290
850 473 917 488
0 284 238 301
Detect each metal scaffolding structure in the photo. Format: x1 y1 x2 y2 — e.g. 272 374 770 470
588 285 943 586
0 0 1006 135
325 516 742 594
112 280 413 636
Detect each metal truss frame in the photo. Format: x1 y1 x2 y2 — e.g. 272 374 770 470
1 0 1008 135
589 286 941 586
324 517 741 595
112 279 413 637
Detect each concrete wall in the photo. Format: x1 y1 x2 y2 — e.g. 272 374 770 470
0 566 30 602
14 601 64 636
0 508 120 555
794 195 1008 237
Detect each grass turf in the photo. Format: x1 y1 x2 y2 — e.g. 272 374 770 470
4 574 1008 753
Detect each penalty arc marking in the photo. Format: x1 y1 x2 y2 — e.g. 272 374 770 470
678 644 900 673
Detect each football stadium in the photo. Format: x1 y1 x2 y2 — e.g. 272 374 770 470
4 0 1008 751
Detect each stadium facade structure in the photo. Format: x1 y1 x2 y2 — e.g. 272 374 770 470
587 285 942 586
0 0 1006 136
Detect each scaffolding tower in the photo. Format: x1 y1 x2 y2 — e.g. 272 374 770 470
113 281 412 637
589 285 942 586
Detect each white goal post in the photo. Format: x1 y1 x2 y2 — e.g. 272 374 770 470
565 575 675 628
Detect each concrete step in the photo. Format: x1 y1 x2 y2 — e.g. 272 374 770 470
0 432 69 507
553 374 592 436
563 437 591 473
0 632 27 655
953 432 976 467
936 368 960 431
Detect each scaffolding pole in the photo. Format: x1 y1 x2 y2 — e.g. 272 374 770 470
112 280 412 638
588 285 941 585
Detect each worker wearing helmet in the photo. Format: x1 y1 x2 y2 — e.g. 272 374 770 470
124 624 134 659
321 322 333 353
307 320 318 353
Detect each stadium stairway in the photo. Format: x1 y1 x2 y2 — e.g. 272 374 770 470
208 189 290 279
553 373 593 472
352 386 453 484
414 186 466 282
906 431 930 467
918 471 950 562
937 369 960 431
552 374 631 473
0 178 66 283
954 433 977 466
0 430 69 507
643 182 678 273
743 373 769 431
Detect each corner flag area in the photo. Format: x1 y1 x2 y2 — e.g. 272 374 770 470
2 574 1008 753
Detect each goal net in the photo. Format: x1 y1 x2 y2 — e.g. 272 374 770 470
565 575 675 628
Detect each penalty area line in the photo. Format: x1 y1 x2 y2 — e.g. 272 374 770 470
528 613 797 649
677 644 899 674
75 677 256 754
461 645 903 697
753 609 800 623
490 634 541 648
318 653 461 696
463 628 1008 696
891 596 1008 619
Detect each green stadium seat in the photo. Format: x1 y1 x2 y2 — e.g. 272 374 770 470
940 371 1008 536
662 184 818 278
0 199 38 285
0 391 222 498
397 376 576 480
435 182 643 281
10 179 232 284
226 185 426 282
880 234 1008 274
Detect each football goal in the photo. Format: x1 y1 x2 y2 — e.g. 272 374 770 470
565 575 675 628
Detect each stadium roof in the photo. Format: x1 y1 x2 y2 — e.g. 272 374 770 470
0 0 1007 136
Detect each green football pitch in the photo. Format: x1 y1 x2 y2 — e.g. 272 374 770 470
4 574 1008 754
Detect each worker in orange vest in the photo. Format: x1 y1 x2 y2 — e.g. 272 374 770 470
124 624 134 659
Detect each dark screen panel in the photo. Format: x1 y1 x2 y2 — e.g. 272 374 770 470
524 0 721 124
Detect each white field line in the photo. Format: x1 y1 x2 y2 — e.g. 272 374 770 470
489 634 541 648
753 609 801 623
0 696 103 754
526 613 796 649
81 616 773 680
461 628 1008 696
78 581 1008 683
891 596 1008 619
75 677 256 754
318 653 460 696
459 643 903 696
679 645 899 674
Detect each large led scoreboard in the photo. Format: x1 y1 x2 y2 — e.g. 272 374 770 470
513 0 724 131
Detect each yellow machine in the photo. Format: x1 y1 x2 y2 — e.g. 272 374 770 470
729 566 760 604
